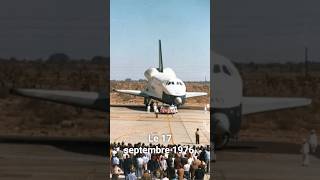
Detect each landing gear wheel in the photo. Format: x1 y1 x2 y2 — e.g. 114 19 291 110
214 132 230 150
144 97 151 107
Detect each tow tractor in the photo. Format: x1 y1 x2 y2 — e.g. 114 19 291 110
159 104 178 114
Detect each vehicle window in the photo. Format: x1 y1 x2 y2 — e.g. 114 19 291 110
222 65 232 76
213 65 220 73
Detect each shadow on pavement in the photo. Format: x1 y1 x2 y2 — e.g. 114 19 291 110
0 135 107 157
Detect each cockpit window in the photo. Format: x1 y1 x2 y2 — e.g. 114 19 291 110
166 81 175 85
213 65 220 73
222 65 232 76
166 81 185 85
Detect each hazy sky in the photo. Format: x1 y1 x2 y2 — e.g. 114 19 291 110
0 0 107 59
110 0 210 81
2 0 320 65
214 0 320 63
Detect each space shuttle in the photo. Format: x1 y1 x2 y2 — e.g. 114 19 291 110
10 42 312 149
212 53 311 148
113 40 208 106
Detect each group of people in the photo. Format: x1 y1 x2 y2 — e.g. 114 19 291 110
110 142 211 180
301 129 318 166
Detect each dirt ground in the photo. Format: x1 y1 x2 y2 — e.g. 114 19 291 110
238 64 320 144
0 60 108 138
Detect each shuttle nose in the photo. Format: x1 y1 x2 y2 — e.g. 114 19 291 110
175 97 182 104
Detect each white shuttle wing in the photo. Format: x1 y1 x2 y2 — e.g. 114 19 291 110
186 92 208 98
113 89 149 97
242 97 311 115
11 88 108 111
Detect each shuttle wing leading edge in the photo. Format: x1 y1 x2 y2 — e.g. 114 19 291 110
11 88 108 112
242 97 311 115
113 89 149 98
185 92 208 98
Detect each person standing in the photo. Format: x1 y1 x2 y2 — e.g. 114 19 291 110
160 156 167 172
308 129 318 153
117 147 124 170
154 102 159 118
147 105 151 113
194 164 206 180
136 154 144 178
111 164 123 180
142 154 149 171
195 128 200 144
183 162 191 180
112 154 120 167
204 146 210 173
153 102 158 112
166 154 175 180
190 161 198 180
177 164 185 180
127 168 137 180
123 155 133 178
301 138 310 167
141 170 151 180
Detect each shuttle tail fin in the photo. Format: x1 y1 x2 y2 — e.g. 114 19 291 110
158 40 163 72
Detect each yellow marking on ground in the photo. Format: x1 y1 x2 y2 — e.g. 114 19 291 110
175 113 194 145
166 115 175 144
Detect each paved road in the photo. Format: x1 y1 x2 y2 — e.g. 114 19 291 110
0 142 106 180
110 106 210 145
214 141 320 180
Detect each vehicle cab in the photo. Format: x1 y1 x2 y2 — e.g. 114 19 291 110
160 104 178 114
